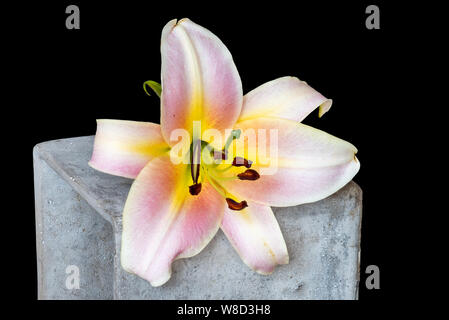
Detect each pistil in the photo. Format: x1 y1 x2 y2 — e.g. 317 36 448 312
189 138 202 196
188 129 259 210
223 129 241 151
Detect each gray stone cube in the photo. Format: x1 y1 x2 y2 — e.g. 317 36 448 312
34 136 362 300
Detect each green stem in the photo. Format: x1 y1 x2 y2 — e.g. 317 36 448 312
143 80 162 97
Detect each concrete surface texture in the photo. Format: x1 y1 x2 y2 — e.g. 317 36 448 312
34 136 362 300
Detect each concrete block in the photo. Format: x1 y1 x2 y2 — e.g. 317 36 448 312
34 136 362 300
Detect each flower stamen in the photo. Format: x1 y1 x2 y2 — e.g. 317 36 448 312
232 157 252 168
237 169 260 180
213 150 228 161
223 129 241 152
189 183 202 196
226 198 248 211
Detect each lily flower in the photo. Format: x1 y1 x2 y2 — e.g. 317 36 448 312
89 18 360 286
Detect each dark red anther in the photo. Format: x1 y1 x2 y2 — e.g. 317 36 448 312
237 169 260 181
213 150 228 160
226 198 248 211
232 157 252 168
189 183 202 196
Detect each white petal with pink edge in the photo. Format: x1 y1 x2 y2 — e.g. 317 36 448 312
88 119 169 179
221 201 288 275
221 117 359 207
238 76 332 122
120 155 225 286
160 18 242 145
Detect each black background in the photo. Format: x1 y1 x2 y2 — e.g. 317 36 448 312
10 0 412 312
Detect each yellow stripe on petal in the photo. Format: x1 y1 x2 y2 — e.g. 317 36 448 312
121 155 225 286
221 202 288 275
221 117 359 207
232 117 357 169
89 119 169 179
160 18 242 146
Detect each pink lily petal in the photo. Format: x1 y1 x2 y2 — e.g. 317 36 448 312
120 155 225 286
88 119 169 179
222 117 360 207
160 18 242 145
221 201 288 274
239 76 332 122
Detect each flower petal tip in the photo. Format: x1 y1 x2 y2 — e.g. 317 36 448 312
353 155 361 169
253 257 289 275
87 160 98 172
240 76 332 122
177 17 190 25
254 269 274 276
120 260 172 287
164 18 190 35
162 19 178 39
318 99 332 118
149 273 172 287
